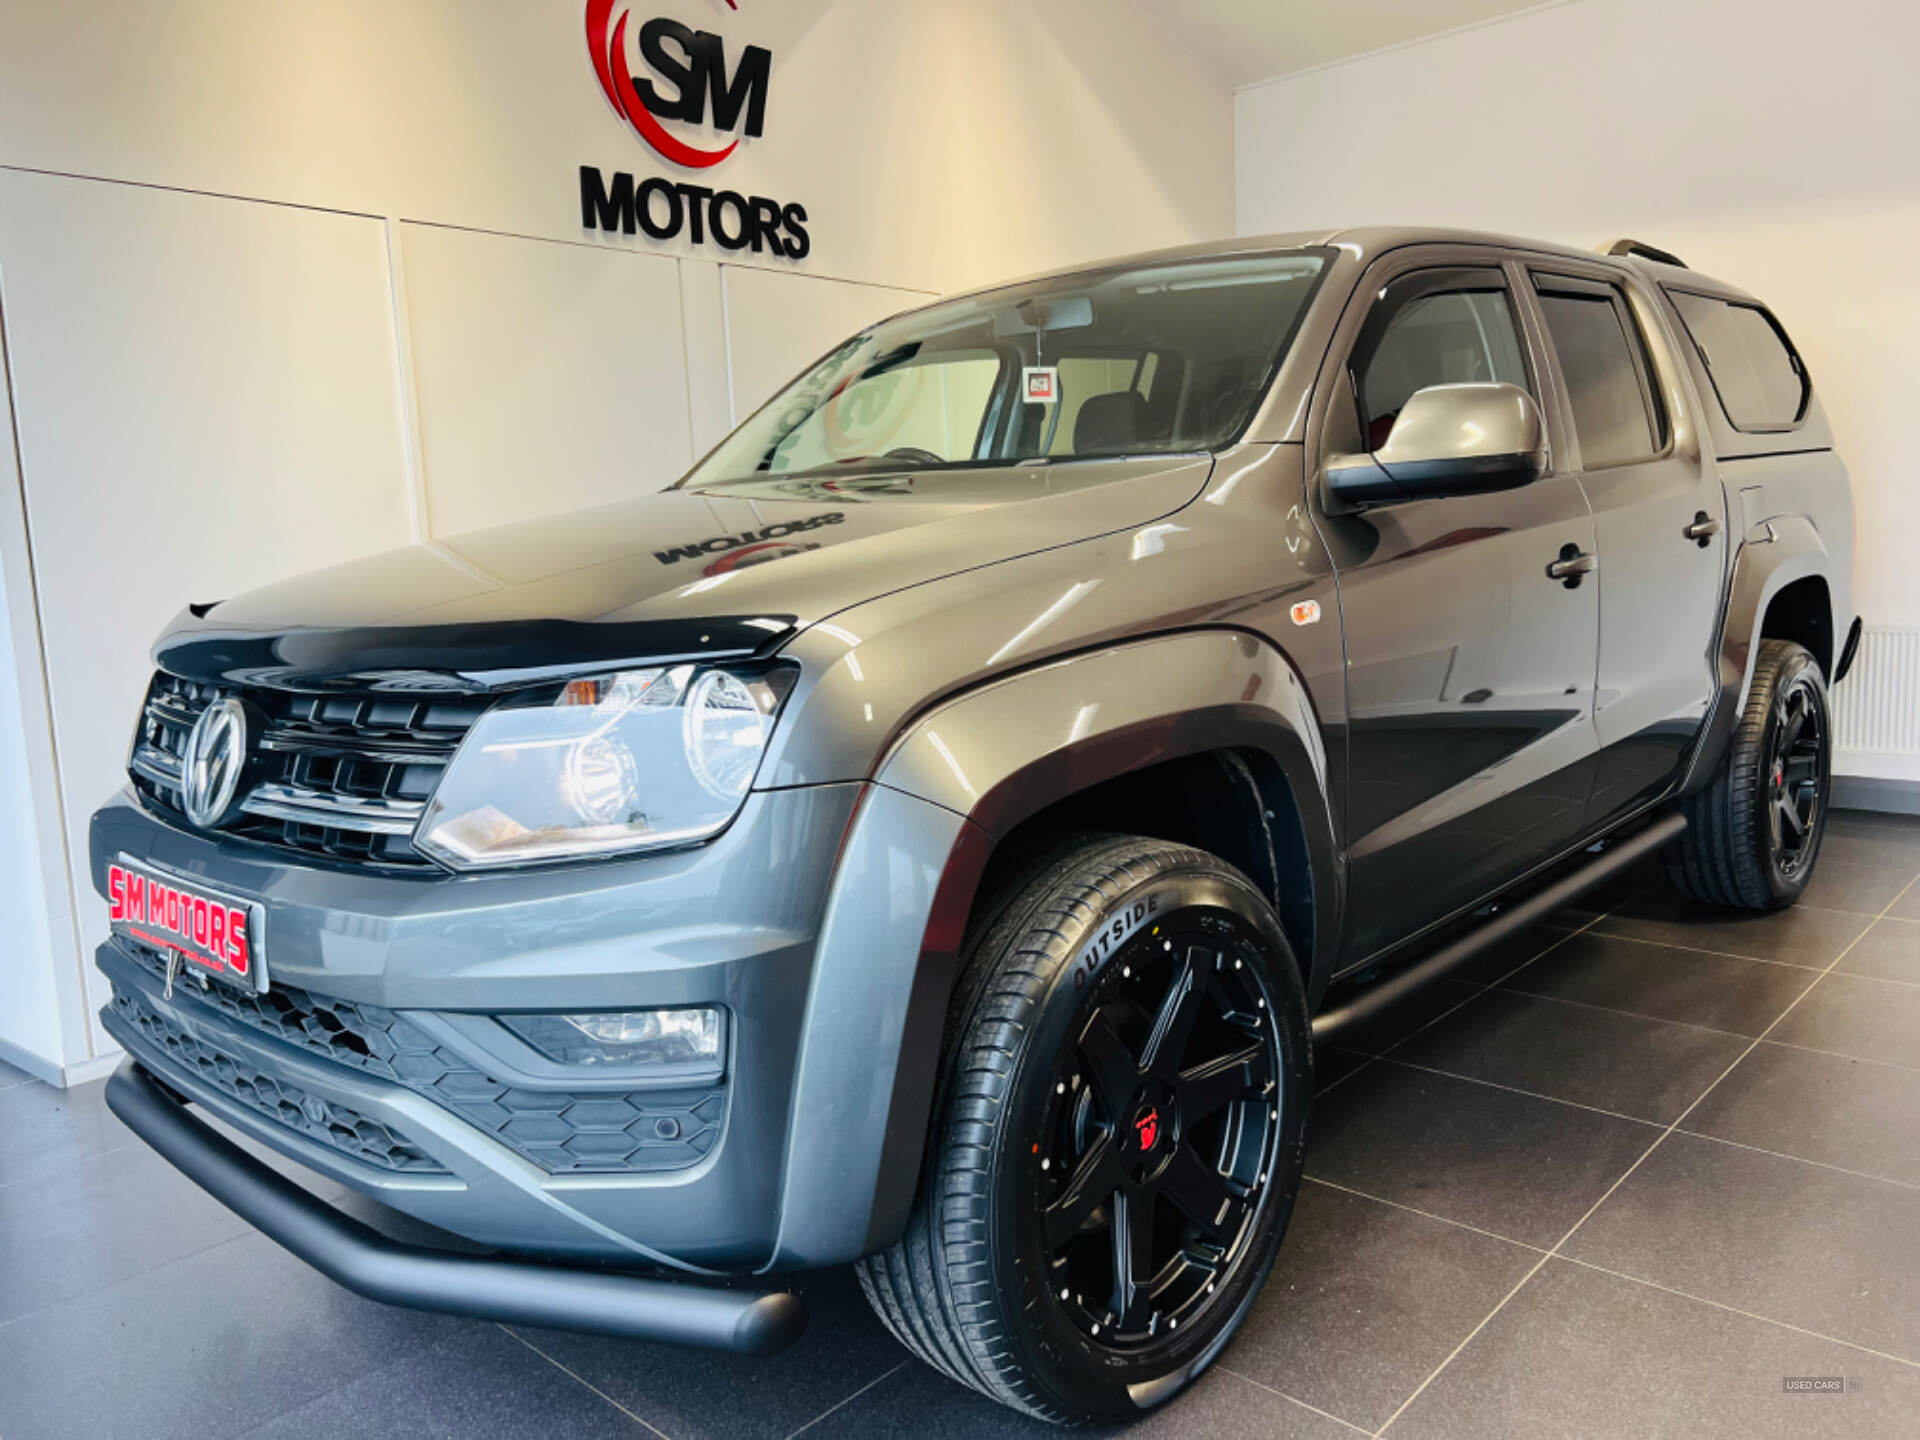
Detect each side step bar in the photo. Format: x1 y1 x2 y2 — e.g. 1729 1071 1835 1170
1313 812 1687 1043
104 1061 808 1356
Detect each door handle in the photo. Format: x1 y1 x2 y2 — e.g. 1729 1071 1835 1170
1546 543 1596 588
1685 511 1722 546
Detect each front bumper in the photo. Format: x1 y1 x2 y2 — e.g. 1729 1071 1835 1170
90 782 862 1268
104 1060 806 1354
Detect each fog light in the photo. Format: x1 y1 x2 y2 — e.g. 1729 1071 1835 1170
502 1008 723 1069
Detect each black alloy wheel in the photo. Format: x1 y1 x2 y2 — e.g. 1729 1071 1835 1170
1765 670 1825 878
856 836 1312 1424
1040 919 1282 1347
1668 638 1832 909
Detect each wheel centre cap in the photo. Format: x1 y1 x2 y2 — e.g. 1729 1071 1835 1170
1122 1083 1178 1180
1130 1102 1163 1153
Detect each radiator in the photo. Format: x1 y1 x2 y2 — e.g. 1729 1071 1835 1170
1832 625 1920 780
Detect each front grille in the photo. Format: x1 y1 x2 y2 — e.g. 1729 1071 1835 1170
129 672 488 869
109 986 446 1173
118 940 726 1175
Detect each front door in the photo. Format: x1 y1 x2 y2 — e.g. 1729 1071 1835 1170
1312 257 1601 965
1523 268 1727 826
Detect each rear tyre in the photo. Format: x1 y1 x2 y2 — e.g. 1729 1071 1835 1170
856 836 1312 1424
1667 638 1830 909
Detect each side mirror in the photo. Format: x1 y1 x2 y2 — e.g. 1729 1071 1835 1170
1326 383 1548 506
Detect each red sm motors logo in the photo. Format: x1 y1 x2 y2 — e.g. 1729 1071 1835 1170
585 0 770 169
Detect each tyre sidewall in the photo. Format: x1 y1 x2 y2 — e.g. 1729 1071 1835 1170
976 857 1312 1420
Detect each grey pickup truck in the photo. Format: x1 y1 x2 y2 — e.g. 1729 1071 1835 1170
93 227 1854 1422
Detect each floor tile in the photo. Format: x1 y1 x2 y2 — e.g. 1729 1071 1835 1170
0 1232 470 1440
1769 972 1920 1070
1498 930 1814 1036
1885 884 1920 921
0 1140 252 1324
0 1075 131 1186
1590 898 1869 968
1228 1181 1536 1430
1818 830 1920 871
1304 1062 1658 1248
1825 808 1920 840
1392 987 1749 1123
1312 1044 1374 1094
508 1266 904 1440
239 1325 648 1438
1683 1041 1920 1189
1386 1257 1920 1440
803 1353 1361 1438
1796 860 1920 916
1565 1132 1920 1362
1835 916 1920 985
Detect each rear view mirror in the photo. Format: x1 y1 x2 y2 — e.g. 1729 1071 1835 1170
1326 383 1548 506
992 295 1094 337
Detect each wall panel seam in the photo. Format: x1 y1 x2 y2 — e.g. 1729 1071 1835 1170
382 217 431 544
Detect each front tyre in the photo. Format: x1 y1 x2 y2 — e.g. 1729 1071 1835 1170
856 836 1312 1424
1668 638 1831 909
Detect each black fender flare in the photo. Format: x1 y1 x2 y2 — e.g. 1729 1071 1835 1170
876 628 1341 987
1678 514 1834 796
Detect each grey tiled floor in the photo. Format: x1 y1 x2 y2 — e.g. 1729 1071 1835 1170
4 810 1920 1436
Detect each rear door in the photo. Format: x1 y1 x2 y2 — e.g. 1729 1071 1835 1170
1311 250 1601 965
1523 267 1726 826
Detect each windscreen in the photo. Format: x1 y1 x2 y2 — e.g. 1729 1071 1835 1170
684 252 1328 486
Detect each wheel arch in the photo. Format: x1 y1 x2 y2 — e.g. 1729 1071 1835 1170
875 628 1341 996
1679 515 1836 797
1759 573 1834 680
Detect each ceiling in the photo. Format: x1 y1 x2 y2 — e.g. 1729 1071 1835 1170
1136 0 1557 88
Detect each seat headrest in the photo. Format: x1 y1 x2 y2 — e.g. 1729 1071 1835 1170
1073 390 1148 455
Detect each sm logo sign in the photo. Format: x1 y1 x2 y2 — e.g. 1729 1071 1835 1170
585 1 771 169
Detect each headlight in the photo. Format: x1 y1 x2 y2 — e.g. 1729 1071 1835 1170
415 664 795 870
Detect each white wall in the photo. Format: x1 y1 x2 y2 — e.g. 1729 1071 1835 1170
0 497 66 1079
0 0 1230 297
0 0 1234 1077
1236 0 1920 777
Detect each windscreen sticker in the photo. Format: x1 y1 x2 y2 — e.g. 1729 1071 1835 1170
1023 366 1060 405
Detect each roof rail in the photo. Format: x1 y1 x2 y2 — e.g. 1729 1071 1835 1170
1601 238 1687 269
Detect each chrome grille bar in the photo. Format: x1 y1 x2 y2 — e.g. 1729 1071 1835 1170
130 744 183 789
240 782 425 837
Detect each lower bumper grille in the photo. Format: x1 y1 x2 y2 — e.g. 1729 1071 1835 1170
114 941 725 1175
109 987 446 1174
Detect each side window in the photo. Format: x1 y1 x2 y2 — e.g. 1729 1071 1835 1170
1533 274 1667 469
1667 291 1808 431
1349 268 1530 453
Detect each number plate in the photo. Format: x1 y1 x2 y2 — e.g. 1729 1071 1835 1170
107 856 267 993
